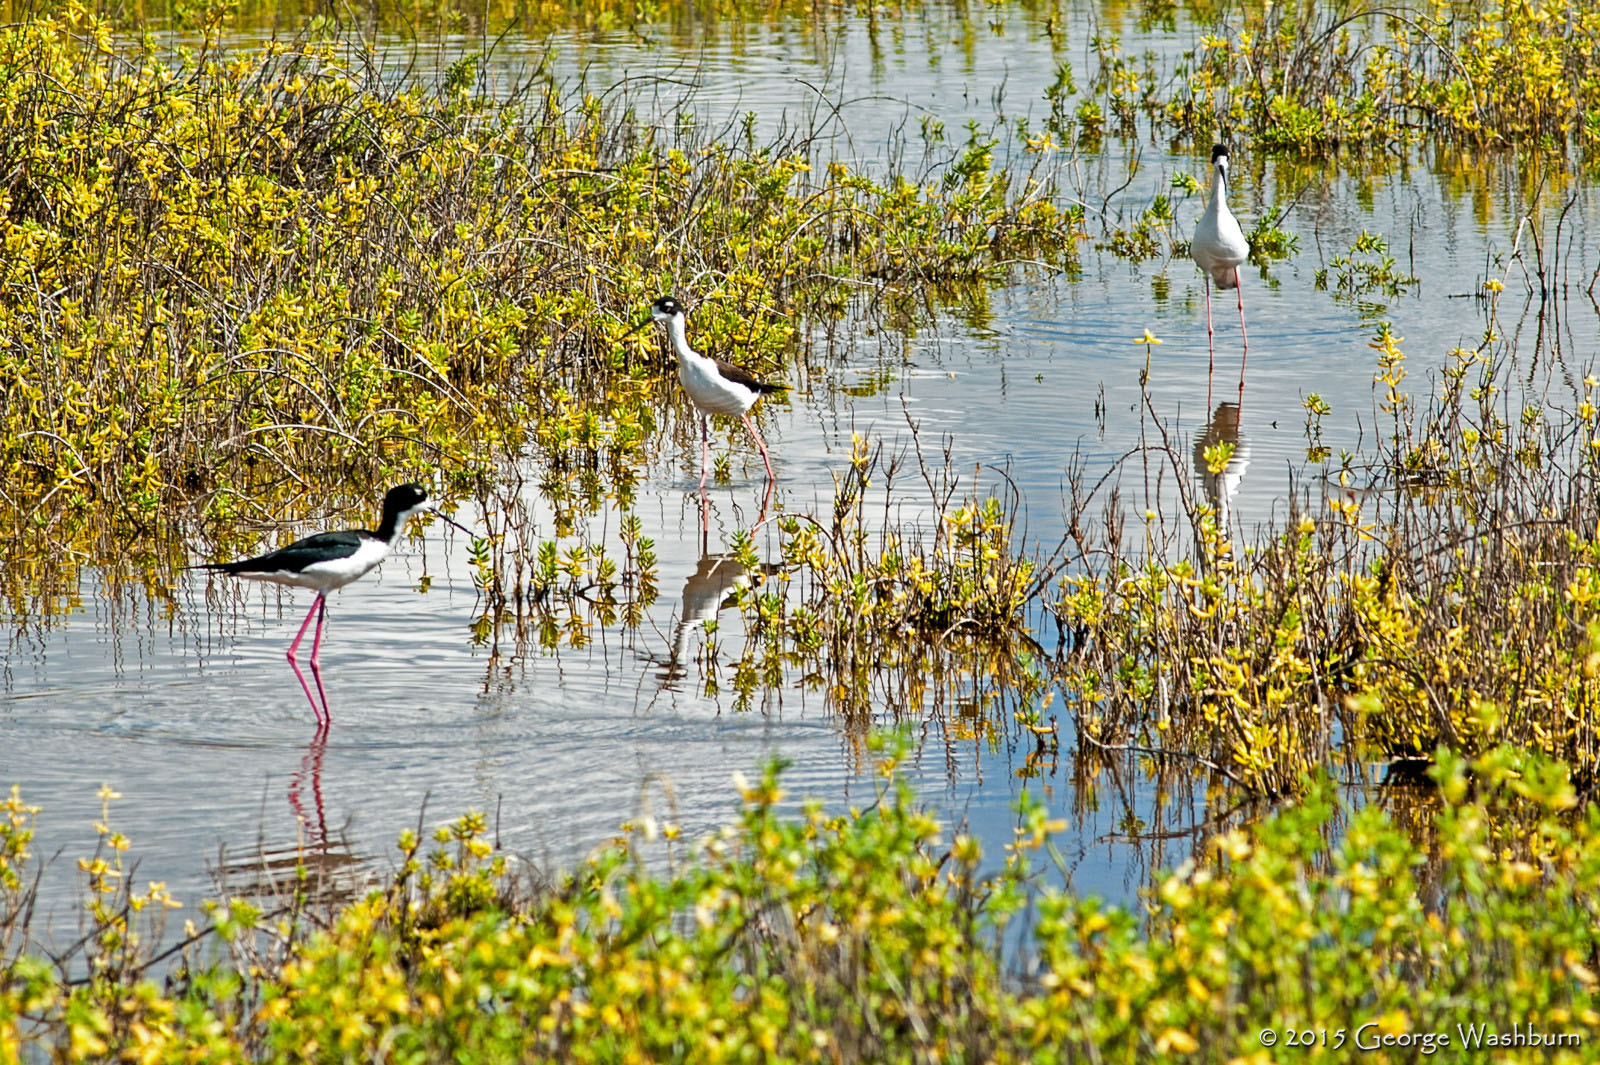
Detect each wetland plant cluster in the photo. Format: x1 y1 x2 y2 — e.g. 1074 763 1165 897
10 0 1600 1057
0 0 1080 571
1051 309 1600 796
1091 0 1600 151
3 745 1600 1062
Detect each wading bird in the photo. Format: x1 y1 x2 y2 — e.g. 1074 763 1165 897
1191 143 1251 376
193 483 471 726
629 296 784 517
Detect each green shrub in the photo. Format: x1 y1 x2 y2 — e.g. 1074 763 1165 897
4 744 1600 1061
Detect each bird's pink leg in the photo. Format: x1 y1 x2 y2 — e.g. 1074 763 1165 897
699 415 711 532
743 413 776 482
287 595 320 660
286 595 328 726
699 415 711 492
1204 277 1216 377
307 596 330 723
757 477 775 526
1235 267 1249 373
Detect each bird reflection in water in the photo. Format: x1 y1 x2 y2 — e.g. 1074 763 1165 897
1193 400 1251 535
661 529 782 689
288 725 331 849
214 726 370 907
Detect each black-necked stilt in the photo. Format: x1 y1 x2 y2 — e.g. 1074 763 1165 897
1191 144 1251 375
193 483 471 725
632 296 785 496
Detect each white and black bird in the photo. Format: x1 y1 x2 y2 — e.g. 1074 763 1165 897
1191 143 1251 374
635 296 785 494
193 483 471 725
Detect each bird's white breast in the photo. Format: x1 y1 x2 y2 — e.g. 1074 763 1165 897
246 537 394 593
1193 197 1249 280
302 537 393 587
678 353 758 416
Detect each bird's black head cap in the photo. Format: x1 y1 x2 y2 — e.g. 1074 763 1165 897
374 483 435 540
650 295 685 320
383 483 430 516
1211 143 1230 164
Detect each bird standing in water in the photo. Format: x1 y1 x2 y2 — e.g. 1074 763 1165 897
1191 143 1251 377
633 296 785 525
193 483 471 726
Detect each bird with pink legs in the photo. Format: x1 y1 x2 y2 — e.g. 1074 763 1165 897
628 295 785 528
1191 143 1251 386
193 483 472 726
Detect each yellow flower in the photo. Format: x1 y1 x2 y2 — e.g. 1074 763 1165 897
1134 329 1163 345
1156 1028 1199 1053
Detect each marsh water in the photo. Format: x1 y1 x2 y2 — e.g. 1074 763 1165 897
5 1 1599 935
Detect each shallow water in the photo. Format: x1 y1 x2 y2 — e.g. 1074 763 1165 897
5 1 1599 938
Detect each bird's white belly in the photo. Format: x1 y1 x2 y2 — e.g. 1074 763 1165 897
1193 209 1249 279
246 539 392 593
678 357 755 416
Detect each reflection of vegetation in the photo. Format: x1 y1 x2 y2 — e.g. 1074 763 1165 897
1053 320 1600 796
24 0 1059 36
7 745 1600 1058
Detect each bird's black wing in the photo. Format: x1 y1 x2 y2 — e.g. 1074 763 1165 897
712 356 787 395
197 529 368 574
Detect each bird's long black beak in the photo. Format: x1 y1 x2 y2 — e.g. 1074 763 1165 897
429 508 476 536
618 316 653 340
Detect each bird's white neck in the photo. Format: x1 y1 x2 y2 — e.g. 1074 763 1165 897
1208 161 1229 207
665 314 702 363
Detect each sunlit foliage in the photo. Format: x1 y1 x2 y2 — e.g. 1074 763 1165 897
1127 0 1600 150
0 4 1082 577
3 745 1600 1060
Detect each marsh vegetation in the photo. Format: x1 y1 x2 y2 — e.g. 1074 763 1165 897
7 0 1600 1058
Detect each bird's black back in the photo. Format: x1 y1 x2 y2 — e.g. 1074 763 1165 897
197 529 372 574
711 356 786 395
